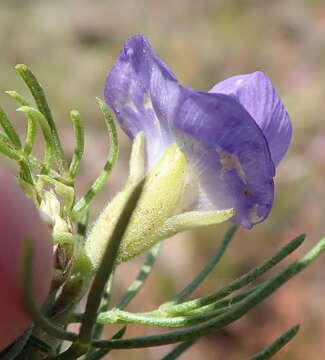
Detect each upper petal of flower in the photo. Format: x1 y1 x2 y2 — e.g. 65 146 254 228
210 72 292 166
104 34 181 168
171 87 275 228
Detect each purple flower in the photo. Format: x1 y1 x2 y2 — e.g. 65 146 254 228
104 35 292 229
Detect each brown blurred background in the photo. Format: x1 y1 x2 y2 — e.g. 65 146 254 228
1 0 325 359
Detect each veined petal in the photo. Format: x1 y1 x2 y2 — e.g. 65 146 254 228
104 34 181 168
172 87 275 228
209 72 292 166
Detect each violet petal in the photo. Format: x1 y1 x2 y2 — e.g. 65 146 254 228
210 72 292 166
104 34 180 168
172 87 275 228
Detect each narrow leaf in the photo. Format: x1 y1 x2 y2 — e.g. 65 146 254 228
116 243 161 310
0 106 21 149
21 237 78 342
5 90 30 106
161 340 196 360
170 225 237 304
78 179 144 343
162 234 305 315
73 99 118 214
68 110 84 180
15 64 67 172
249 325 300 360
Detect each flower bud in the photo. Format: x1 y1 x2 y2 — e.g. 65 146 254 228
0 167 53 350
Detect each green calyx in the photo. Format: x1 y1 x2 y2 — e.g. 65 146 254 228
85 133 234 269
85 138 188 267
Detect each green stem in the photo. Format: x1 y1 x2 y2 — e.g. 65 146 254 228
0 105 21 149
51 275 88 324
162 234 305 315
78 180 144 345
72 272 265 327
186 286 261 315
51 342 89 360
73 98 118 214
68 110 84 180
171 225 237 304
83 327 127 360
0 131 14 147
95 287 258 328
5 90 31 106
15 64 67 172
249 325 300 360
6 91 36 155
18 158 35 185
97 306 226 327
91 237 325 349
76 207 89 238
116 243 161 310
0 139 21 160
97 286 262 327
29 335 54 354
161 340 196 360
21 238 78 342
18 106 54 173
23 111 37 156
91 273 115 341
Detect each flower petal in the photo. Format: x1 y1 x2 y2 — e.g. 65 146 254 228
210 72 292 166
104 34 181 168
171 87 275 228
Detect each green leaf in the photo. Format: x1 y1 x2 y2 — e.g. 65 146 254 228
78 179 145 344
0 106 21 149
73 99 118 214
84 327 127 360
161 340 196 360
17 106 54 173
92 236 325 350
16 176 38 204
90 273 115 341
21 238 78 342
249 325 300 360
0 138 21 160
15 64 67 172
5 90 30 106
162 234 305 315
169 225 237 304
68 110 84 180
116 243 161 309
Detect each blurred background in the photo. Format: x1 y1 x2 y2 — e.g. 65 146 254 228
1 0 325 358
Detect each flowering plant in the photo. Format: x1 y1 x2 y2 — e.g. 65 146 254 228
0 35 324 359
